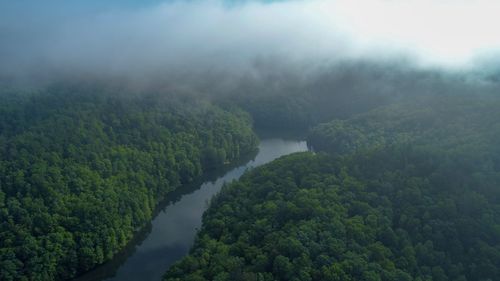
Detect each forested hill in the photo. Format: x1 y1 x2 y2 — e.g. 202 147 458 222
308 94 500 157
220 63 499 130
0 90 258 280
164 95 500 281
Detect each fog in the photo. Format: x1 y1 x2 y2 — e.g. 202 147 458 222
1 0 500 86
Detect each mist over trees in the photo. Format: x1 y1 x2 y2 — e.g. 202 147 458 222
164 93 500 281
2 40 500 281
1 1 500 280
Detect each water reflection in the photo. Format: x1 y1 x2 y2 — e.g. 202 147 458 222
74 138 308 281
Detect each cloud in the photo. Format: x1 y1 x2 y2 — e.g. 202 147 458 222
1 0 499 83
332 0 500 67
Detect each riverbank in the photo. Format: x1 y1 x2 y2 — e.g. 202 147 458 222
73 138 309 281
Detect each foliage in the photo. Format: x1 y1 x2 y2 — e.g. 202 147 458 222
308 94 500 157
0 90 258 280
165 95 500 281
221 62 499 130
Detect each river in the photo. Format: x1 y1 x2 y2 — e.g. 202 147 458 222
74 138 308 281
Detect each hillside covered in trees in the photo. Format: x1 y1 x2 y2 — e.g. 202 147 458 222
308 94 500 157
4 1 500 280
220 63 499 130
164 95 500 281
0 89 258 280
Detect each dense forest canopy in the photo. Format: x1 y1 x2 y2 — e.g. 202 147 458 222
218 62 500 130
0 89 258 280
308 93 500 156
1 69 500 281
1 0 500 280
164 94 500 281
1 64 500 281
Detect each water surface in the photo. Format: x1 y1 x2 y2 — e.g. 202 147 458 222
75 138 308 281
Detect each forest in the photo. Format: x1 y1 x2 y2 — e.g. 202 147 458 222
1 76 500 281
2 1 500 280
1 71 500 281
0 88 258 280
164 94 500 281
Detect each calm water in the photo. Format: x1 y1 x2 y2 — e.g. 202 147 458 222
74 138 308 281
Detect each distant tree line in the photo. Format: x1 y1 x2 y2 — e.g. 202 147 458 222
220 62 499 130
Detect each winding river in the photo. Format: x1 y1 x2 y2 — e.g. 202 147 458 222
74 138 308 281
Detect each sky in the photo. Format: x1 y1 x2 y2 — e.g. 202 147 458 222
1 0 499 81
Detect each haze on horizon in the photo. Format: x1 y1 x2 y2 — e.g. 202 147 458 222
1 0 500 84
1 2 500 281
